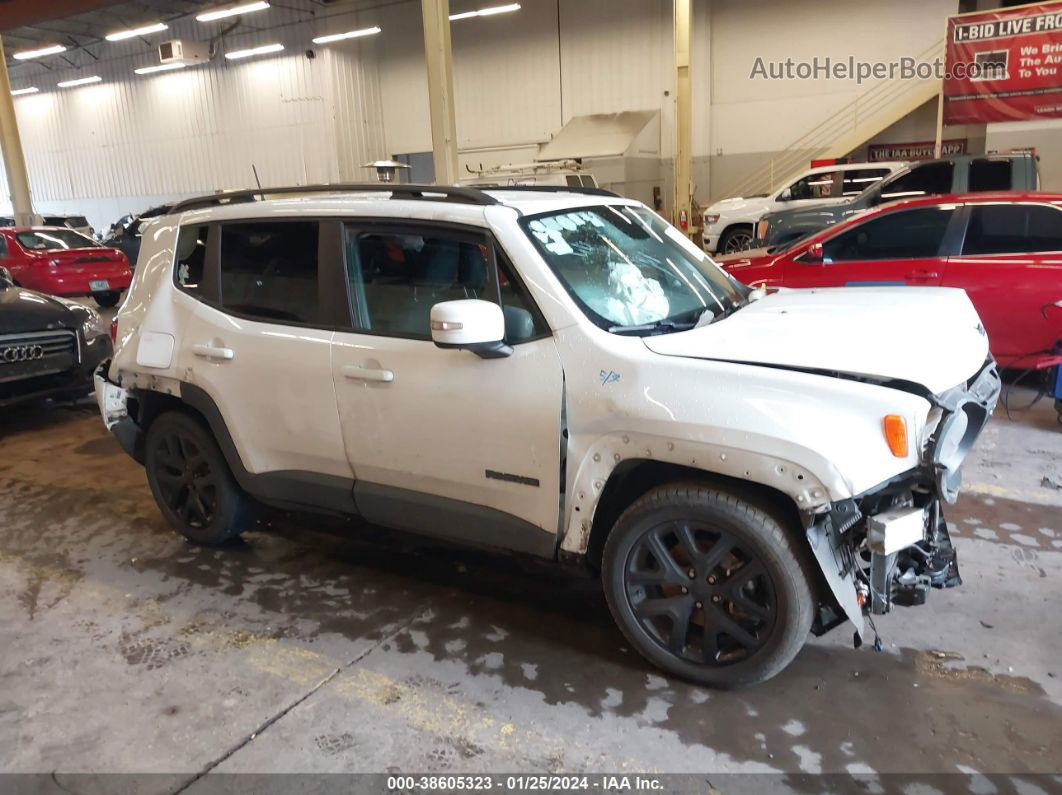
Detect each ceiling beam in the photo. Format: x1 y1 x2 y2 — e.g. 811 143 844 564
0 0 129 32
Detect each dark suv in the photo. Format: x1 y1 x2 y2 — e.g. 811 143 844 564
756 153 1041 248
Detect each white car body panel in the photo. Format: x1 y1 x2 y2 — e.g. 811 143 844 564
331 332 564 534
643 287 989 395
107 189 986 556
702 162 906 252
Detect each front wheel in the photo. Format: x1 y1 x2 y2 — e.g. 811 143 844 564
719 226 754 254
93 291 121 308
145 411 251 545
602 483 815 687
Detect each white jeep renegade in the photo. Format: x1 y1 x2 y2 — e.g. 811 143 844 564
96 184 1000 687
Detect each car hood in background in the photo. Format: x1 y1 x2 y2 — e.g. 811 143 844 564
0 286 81 332
643 287 989 395
715 246 777 266
705 195 772 216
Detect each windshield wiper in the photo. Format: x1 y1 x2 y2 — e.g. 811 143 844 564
608 318 698 336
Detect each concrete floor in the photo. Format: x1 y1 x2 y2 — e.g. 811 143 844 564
0 384 1060 789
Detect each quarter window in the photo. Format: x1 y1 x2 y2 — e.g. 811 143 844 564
821 207 955 262
962 204 1062 255
219 221 320 324
174 224 209 295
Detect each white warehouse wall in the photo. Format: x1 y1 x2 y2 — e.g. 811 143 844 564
11 0 1046 227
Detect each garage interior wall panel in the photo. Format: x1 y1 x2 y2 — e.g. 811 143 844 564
1 0 993 221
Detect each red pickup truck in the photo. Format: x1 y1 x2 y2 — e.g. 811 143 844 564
718 192 1062 369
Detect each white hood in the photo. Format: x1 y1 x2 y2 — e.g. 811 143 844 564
706 195 772 216
644 287 989 395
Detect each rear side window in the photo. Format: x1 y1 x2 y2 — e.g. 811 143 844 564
962 204 1062 255
878 162 954 202
175 225 209 295
822 207 955 262
219 221 320 324
968 159 1012 192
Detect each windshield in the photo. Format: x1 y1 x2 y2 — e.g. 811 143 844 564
16 229 100 251
521 205 745 332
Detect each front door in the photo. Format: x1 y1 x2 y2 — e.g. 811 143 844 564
331 221 564 554
783 205 957 288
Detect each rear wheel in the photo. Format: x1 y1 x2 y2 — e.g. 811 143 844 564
602 483 814 687
93 291 121 308
145 411 251 545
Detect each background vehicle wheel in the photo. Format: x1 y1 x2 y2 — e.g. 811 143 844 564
93 291 121 308
719 226 754 254
145 411 251 545
602 483 815 687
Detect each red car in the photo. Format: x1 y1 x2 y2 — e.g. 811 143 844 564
718 192 1062 368
0 226 132 308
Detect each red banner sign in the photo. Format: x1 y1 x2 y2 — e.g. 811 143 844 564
944 1 1062 124
867 139 967 162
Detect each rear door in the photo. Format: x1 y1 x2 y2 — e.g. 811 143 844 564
944 202 1062 364
174 219 354 506
782 205 957 288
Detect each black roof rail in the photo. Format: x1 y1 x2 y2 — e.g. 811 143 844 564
482 185 622 198
169 183 500 214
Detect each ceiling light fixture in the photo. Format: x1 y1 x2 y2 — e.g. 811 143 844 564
105 22 168 42
311 26 382 44
13 44 67 60
134 63 187 75
11 87 40 96
57 76 103 88
449 3 520 21
225 42 284 59
197 1 270 22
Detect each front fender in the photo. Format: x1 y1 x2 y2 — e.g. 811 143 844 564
559 430 844 555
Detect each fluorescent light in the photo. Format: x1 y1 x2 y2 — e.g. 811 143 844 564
312 26 381 44
57 76 102 88
449 3 520 20
225 42 284 59
11 87 40 96
134 63 187 75
197 1 270 22
105 22 168 42
13 44 67 60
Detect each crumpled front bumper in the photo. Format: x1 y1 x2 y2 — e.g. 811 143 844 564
809 358 1001 641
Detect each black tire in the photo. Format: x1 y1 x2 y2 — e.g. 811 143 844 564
602 483 815 688
93 291 121 308
718 225 754 255
145 411 251 545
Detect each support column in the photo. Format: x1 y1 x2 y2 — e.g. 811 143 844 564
421 0 460 186
673 0 692 236
0 35 33 225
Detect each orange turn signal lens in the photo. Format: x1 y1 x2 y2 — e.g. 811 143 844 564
883 415 908 458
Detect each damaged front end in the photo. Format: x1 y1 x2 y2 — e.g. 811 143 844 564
808 359 1001 643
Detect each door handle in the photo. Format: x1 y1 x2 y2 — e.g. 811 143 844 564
342 364 394 383
192 343 235 360
905 270 939 279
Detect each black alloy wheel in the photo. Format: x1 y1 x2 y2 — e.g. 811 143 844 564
624 521 776 665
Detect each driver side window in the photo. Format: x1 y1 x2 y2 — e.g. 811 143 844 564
821 207 955 262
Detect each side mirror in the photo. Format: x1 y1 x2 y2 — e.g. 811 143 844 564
430 299 511 359
0 267 13 289
804 242 824 263
778 187 792 201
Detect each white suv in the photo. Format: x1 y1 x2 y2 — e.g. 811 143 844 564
703 161 906 254
95 184 1000 687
